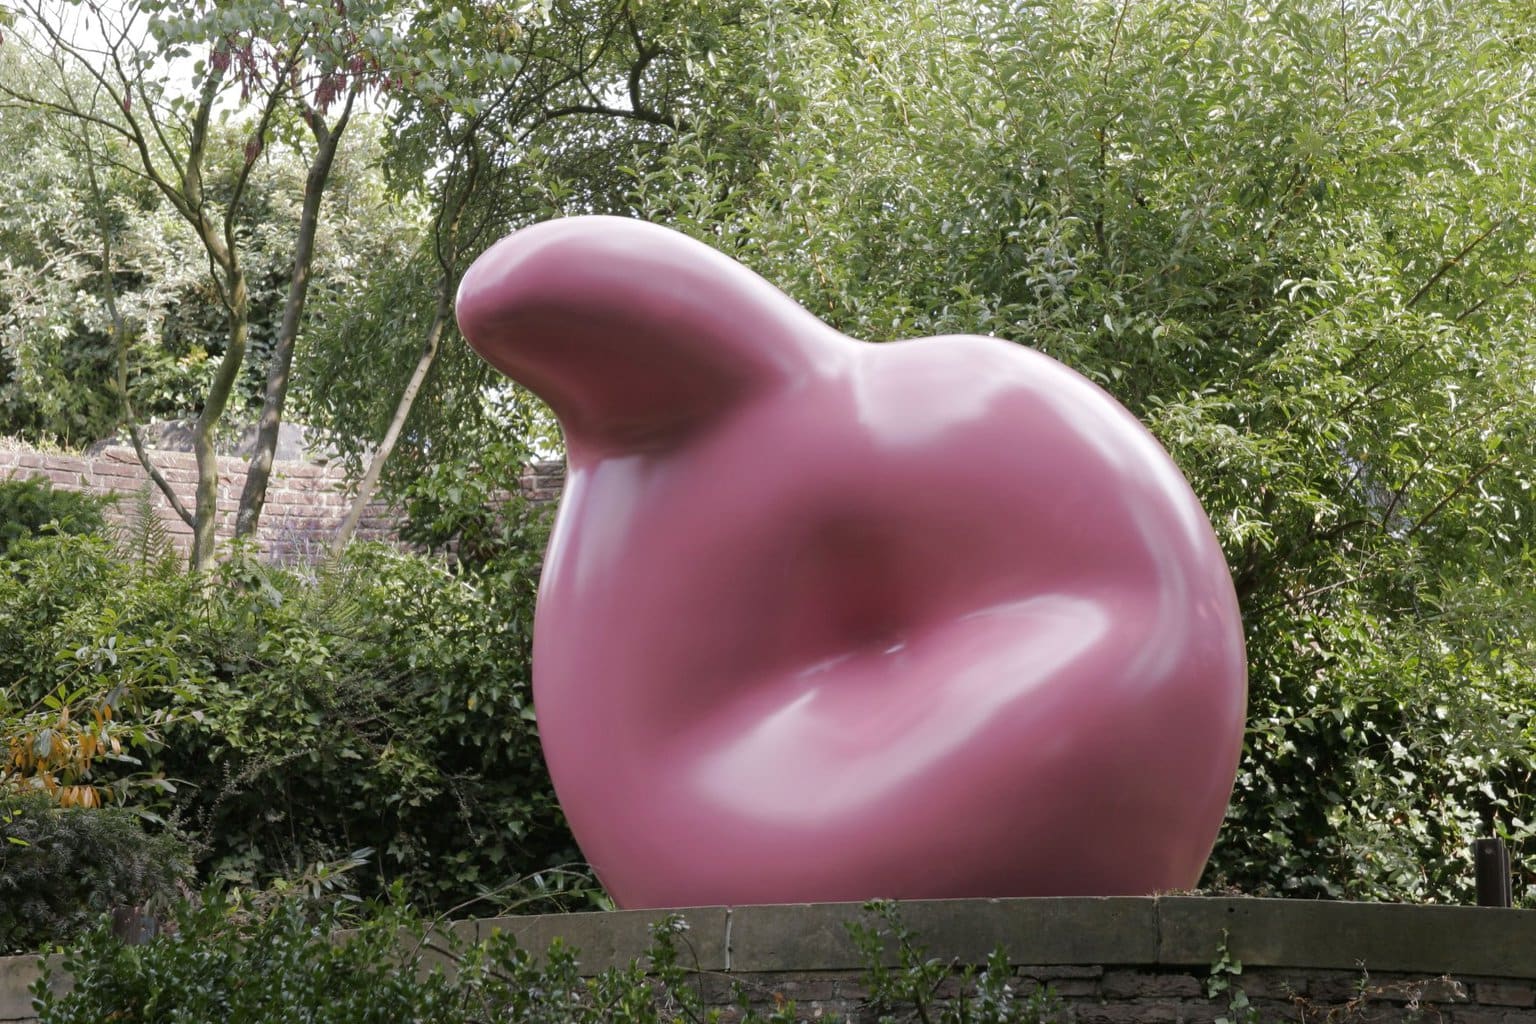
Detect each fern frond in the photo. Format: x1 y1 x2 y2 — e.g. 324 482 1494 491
113 483 175 570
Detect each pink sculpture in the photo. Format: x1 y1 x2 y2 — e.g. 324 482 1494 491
456 216 1247 909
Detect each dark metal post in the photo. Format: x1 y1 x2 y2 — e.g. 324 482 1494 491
1473 838 1512 908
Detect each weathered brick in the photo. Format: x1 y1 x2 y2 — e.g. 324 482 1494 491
2 440 459 559
833 978 870 1001
1076 1001 1181 1024
1306 971 1369 1004
1102 971 1204 1000
1021 965 1105 980
89 461 142 479
47 456 89 473
1364 975 1466 1006
1248 996 1310 1022
1477 983 1536 1008
1451 1009 1536 1024
1172 1002 1229 1024
1233 971 1307 1000
781 979 839 1002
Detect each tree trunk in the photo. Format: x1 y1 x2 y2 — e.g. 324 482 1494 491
235 96 354 541
330 282 454 555
331 142 476 556
190 269 251 572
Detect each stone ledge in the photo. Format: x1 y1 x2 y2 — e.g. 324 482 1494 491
474 897 1536 979
1155 898 1536 978
0 955 64 1024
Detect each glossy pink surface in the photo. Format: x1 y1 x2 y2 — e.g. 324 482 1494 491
456 216 1248 909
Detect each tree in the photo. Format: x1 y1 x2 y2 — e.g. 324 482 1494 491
0 43 166 446
0 0 400 570
0 63 418 454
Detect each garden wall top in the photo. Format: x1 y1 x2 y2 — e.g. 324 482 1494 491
472 897 1536 979
3 897 1533 1022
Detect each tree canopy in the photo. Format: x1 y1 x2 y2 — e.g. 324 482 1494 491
627 0 1536 901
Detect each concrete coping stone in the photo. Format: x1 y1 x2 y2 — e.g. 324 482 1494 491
473 897 1536 979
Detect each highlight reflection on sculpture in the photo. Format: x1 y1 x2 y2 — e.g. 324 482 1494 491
455 216 1248 909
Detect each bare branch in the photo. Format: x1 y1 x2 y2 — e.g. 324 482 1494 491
526 100 685 139
1454 269 1531 323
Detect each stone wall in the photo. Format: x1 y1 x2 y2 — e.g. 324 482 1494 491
0 443 568 561
3 898 1533 1022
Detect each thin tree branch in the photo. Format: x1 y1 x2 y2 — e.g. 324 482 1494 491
1404 217 1505 310
222 48 304 265
1454 270 1531 323
532 101 684 132
1404 451 1504 540
77 123 195 528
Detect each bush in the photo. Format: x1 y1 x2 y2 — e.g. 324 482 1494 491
157 543 579 911
396 431 555 570
0 792 191 955
0 475 110 553
0 530 579 918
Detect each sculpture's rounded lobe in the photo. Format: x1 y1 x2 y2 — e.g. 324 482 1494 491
456 216 1248 908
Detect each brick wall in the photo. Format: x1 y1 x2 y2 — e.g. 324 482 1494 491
0 443 568 562
699 963 1517 1023
0 444 398 562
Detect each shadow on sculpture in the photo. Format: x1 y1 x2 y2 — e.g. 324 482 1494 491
456 216 1247 909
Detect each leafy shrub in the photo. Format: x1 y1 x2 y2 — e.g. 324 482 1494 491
396 430 555 570
0 475 110 552
0 529 579 917
850 900 1064 1024
0 792 191 954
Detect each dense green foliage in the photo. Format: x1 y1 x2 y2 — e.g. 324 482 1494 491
0 475 111 552
290 0 744 493
0 525 578 915
0 793 190 955
0 44 417 450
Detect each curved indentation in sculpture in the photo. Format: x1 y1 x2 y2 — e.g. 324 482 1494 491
456 216 1248 909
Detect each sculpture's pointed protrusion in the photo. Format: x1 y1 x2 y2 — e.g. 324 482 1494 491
457 216 843 454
